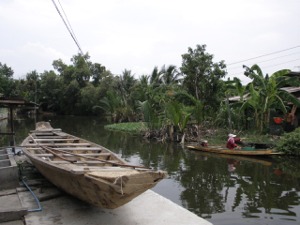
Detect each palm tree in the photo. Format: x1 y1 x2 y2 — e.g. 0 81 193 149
98 91 122 122
117 70 136 105
149 66 162 88
159 65 182 86
136 70 165 129
171 91 204 142
113 70 138 121
165 101 191 144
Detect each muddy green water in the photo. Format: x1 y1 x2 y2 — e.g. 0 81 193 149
2 116 300 225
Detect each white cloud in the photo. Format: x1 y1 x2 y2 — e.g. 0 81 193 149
0 42 69 78
0 0 299 80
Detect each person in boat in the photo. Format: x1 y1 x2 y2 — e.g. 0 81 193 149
233 136 246 146
200 140 208 147
226 133 241 150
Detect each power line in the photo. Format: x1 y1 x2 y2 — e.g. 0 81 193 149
264 58 300 69
57 0 80 47
51 0 84 55
228 58 300 77
228 51 300 71
228 45 300 66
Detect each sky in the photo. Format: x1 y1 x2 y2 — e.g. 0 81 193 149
0 0 300 84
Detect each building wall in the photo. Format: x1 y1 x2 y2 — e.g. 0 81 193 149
0 108 7 121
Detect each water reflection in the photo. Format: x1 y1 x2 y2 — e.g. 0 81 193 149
1 115 300 225
184 151 300 225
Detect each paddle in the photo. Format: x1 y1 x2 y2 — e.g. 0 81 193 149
28 134 76 163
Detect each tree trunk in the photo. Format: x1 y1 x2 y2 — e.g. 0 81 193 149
180 133 186 145
197 124 201 143
169 125 174 141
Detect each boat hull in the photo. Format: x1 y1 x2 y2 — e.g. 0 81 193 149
186 145 282 156
21 122 167 209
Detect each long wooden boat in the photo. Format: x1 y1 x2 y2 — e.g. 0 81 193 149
21 122 167 209
186 145 283 156
191 150 273 166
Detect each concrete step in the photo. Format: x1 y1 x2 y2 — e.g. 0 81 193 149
0 148 19 190
0 189 27 223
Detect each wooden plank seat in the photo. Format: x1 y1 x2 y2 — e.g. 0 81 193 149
35 153 111 157
32 133 58 136
22 143 92 147
50 160 120 164
30 128 62 133
31 136 66 139
30 138 80 142
70 166 133 174
26 147 103 151
27 149 105 154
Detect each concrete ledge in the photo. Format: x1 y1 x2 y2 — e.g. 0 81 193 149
0 149 19 190
22 190 212 225
0 208 28 223
0 221 23 225
0 190 28 223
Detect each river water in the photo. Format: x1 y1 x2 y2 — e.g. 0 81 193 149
2 116 300 225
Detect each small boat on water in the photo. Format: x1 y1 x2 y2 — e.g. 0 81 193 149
186 145 283 156
191 150 273 166
21 122 167 209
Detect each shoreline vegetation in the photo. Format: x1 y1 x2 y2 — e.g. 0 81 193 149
104 121 300 156
105 121 279 145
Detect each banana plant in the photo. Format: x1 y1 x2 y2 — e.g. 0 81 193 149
242 64 300 132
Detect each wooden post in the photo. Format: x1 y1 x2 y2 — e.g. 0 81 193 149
9 106 15 153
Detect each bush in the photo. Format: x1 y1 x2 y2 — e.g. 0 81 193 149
277 128 300 156
104 122 148 134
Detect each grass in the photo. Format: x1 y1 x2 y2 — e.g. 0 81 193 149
104 122 148 134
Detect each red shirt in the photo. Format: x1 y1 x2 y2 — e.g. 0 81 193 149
226 137 237 149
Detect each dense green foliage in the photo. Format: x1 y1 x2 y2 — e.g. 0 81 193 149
277 128 300 156
0 62 15 96
1 44 300 139
181 44 226 115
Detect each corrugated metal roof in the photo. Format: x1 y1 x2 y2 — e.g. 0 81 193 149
0 97 38 108
280 87 300 93
228 94 249 102
228 87 300 102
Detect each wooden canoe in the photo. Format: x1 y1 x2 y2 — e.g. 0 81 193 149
21 122 167 209
186 145 283 156
191 151 273 166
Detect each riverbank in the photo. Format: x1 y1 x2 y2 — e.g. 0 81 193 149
105 122 280 145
